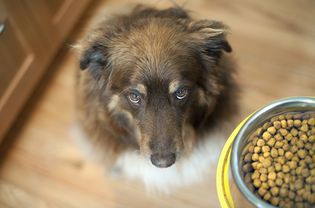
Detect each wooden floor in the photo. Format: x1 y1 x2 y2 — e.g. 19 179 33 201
1 0 315 207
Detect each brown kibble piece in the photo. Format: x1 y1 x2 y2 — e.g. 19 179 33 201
247 145 254 153
294 120 302 127
275 141 284 148
285 133 293 141
253 179 261 188
273 121 281 129
300 124 308 132
291 128 298 136
267 127 276 135
260 173 268 182
305 155 312 164
262 131 272 140
285 151 293 160
300 134 308 143
258 187 267 197
270 197 279 206
270 148 278 158
251 162 258 169
252 153 259 161
278 149 284 156
284 175 290 184
282 143 290 151
282 165 290 173
275 163 281 171
296 140 304 149
296 166 302 175
279 187 288 197
268 179 275 187
301 168 309 177
277 172 285 179
267 166 275 173
262 145 270 153
281 120 287 128
279 128 288 136
263 152 270 158
287 119 294 127
290 145 298 153
297 150 306 159
267 138 276 147
258 156 265 163
257 139 265 147
305 142 312 150
308 117 315 126
254 146 261 153
288 161 297 169
251 170 260 180
263 192 271 201
275 178 283 186
262 122 271 130
259 167 267 174
288 191 295 199
277 156 285 165
275 133 283 141
262 159 272 168
244 173 251 184
295 180 303 190
268 172 276 180
256 127 263 136
270 187 279 196
261 182 268 189
244 153 252 162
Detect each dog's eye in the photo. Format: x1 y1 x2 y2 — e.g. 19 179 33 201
128 92 141 104
175 87 189 100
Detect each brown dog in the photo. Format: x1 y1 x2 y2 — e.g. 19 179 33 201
75 5 238 192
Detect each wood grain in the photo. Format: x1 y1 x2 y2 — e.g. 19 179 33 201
0 0 91 141
0 0 315 207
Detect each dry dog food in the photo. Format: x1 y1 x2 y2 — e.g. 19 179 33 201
241 112 315 208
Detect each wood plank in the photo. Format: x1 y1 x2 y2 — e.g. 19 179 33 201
0 0 314 207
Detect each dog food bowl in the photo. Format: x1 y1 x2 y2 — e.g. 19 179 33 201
216 96 315 208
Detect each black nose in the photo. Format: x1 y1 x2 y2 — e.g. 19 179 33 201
150 153 176 168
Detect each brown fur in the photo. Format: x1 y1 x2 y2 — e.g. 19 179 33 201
76 5 238 169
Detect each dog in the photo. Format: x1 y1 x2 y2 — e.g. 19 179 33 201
75 5 238 193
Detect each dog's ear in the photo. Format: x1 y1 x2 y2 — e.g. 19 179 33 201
188 20 232 96
79 41 109 80
187 20 232 96
188 20 232 61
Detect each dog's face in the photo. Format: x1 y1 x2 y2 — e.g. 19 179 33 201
79 9 232 168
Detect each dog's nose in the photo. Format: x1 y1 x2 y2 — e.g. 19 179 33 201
150 153 176 168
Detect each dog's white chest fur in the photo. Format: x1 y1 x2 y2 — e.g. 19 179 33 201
114 131 226 193
71 123 226 193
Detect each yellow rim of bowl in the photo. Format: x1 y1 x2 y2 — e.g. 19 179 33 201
216 115 252 208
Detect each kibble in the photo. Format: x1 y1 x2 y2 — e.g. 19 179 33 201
241 111 315 207
267 138 276 147
275 178 283 186
262 145 270 153
271 148 278 158
263 132 272 140
294 120 302 127
273 121 281 129
268 172 277 180
257 139 265 147
254 146 261 153
297 150 306 159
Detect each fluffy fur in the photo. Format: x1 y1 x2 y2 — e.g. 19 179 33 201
75 5 238 192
